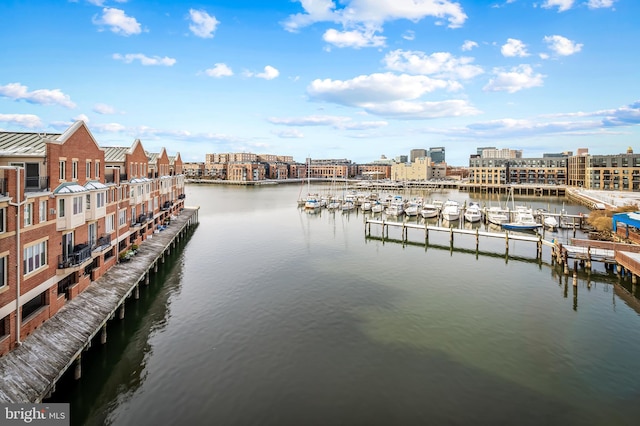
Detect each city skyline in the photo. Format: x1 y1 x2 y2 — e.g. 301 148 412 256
1 0 638 166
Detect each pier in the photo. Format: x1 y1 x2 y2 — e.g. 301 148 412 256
0 207 200 403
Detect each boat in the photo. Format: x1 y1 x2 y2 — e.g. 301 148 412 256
361 201 372 212
543 216 558 231
502 206 542 231
463 202 482 223
371 201 384 213
440 200 460 221
420 203 440 219
342 199 356 212
486 206 509 225
404 201 420 217
385 195 405 216
304 194 321 210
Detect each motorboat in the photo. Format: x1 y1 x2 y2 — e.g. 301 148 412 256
486 206 509 225
502 206 542 231
420 203 440 219
371 201 384 213
441 200 460 221
304 195 321 210
544 216 559 231
463 202 482 223
385 196 405 216
404 201 420 217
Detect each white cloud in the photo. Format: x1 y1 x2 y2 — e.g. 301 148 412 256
0 113 43 128
383 49 483 80
543 35 583 56
323 28 386 48
483 64 545 93
74 114 90 123
283 0 467 33
402 30 415 41
587 0 615 8
0 82 76 108
93 8 142 36
307 72 477 119
541 0 574 12
272 129 304 138
205 63 233 78
501 38 528 57
268 115 388 130
188 9 219 39
246 65 280 80
93 122 127 133
93 103 117 114
461 40 478 51
112 53 176 66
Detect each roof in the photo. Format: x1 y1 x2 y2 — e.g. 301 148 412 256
0 132 61 156
102 146 130 162
612 212 640 232
84 181 108 190
147 152 159 164
53 182 88 194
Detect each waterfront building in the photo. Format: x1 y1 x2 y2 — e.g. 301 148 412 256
468 156 567 185
480 148 522 159
568 149 588 188
428 147 445 164
356 164 391 180
391 158 431 181
183 162 206 178
410 149 427 163
227 162 267 182
585 148 640 191
0 121 185 356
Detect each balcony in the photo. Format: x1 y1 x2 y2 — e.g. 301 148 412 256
25 176 49 192
58 243 91 269
93 234 112 252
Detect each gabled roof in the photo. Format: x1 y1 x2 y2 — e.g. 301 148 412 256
53 182 88 194
84 181 108 190
0 131 60 156
146 152 159 164
102 146 130 162
169 155 175 165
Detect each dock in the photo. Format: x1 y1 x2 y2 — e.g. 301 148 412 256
0 207 200 403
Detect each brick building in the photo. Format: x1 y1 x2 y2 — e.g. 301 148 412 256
0 121 185 355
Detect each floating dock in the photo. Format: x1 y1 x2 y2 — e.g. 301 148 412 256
0 207 200 403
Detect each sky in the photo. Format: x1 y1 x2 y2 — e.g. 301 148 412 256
0 0 638 166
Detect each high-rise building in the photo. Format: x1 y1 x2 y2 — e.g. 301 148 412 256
429 147 445 164
410 149 427 163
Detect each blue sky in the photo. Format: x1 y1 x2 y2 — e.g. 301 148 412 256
0 0 638 166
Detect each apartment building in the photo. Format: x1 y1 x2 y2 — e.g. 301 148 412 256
468 156 567 185
0 121 185 355
584 149 640 191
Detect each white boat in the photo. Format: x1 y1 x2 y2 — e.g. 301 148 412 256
502 206 542 231
342 200 356 212
361 201 372 212
420 203 440 219
463 202 482 223
543 216 559 231
486 206 509 225
385 196 405 216
404 201 420 217
326 200 341 210
304 195 321 210
371 201 384 213
441 200 460 221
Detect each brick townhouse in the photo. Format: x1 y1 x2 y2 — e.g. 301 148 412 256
0 121 185 355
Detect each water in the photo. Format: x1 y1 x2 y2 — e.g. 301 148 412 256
49 184 640 425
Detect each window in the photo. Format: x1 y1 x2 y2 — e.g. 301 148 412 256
96 192 105 208
0 208 5 233
0 255 6 289
59 161 66 180
106 213 115 233
86 194 91 210
73 196 83 215
95 162 100 178
39 200 47 223
72 161 78 180
23 241 46 275
22 292 47 320
118 209 127 226
59 199 65 218
24 203 33 227
86 161 91 178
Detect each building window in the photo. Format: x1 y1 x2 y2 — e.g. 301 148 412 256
118 209 127 226
0 207 5 233
22 292 47 321
73 196 83 215
59 199 65 218
72 161 78 180
59 161 66 180
0 255 6 289
86 161 91 179
23 241 47 275
24 203 33 227
97 192 105 208
106 213 115 233
39 200 47 223
95 162 100 178
86 194 91 210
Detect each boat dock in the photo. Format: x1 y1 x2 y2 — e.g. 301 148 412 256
365 219 552 257
0 207 200 403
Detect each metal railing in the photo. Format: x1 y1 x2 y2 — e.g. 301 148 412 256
24 176 49 192
57 243 91 269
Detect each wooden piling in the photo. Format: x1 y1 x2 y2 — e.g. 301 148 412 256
74 355 82 380
119 304 125 320
100 325 107 345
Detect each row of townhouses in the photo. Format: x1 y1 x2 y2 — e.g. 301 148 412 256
184 147 640 192
0 121 186 356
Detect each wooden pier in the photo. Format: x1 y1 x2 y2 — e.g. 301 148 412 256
365 219 553 258
0 207 200 403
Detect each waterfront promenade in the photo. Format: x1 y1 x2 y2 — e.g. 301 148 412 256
0 207 200 403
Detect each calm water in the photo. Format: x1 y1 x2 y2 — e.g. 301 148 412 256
50 184 640 425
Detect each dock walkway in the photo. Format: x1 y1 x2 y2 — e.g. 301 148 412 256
0 207 199 403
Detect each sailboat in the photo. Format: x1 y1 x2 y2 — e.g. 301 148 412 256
501 187 541 231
